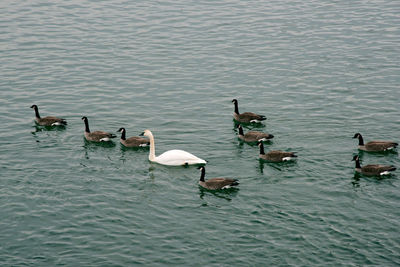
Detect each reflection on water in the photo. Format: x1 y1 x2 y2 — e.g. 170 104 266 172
198 186 239 202
353 171 396 180
232 120 266 130
83 138 116 148
119 143 149 163
258 158 298 172
81 138 116 161
31 124 66 133
2 0 400 265
119 143 149 152
352 173 361 188
352 171 397 190
356 149 398 160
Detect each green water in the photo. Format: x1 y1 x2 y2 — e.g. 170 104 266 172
1 0 400 266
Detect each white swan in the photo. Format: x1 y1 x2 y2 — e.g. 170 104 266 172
140 129 207 166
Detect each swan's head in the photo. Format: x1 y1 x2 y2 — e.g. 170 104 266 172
117 127 125 133
352 155 359 161
140 129 153 138
353 133 361 139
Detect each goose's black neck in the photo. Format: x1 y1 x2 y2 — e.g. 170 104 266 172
233 101 239 114
357 135 364 146
259 142 265 155
33 106 41 119
120 129 126 140
199 168 205 182
238 125 244 136
83 119 90 133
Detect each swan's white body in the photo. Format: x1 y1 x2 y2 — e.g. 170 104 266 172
141 129 206 166
154 149 206 166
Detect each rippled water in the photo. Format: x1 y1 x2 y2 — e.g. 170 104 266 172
1 0 400 266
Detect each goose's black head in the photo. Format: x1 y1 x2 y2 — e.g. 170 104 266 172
353 133 361 139
352 155 359 161
257 141 263 147
232 99 238 104
81 116 88 121
117 127 125 133
197 166 205 171
30 104 38 109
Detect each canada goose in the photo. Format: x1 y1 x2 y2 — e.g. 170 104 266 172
352 155 396 176
81 116 116 142
139 129 206 166
353 133 398 152
257 141 297 162
232 99 266 123
30 105 67 126
237 124 274 142
197 166 239 190
117 127 149 147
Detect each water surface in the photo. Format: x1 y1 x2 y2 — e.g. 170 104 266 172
1 0 400 266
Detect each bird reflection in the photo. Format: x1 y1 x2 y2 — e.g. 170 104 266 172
351 172 361 188
198 186 239 202
31 124 66 133
258 159 265 174
83 138 116 148
258 158 297 173
232 120 265 129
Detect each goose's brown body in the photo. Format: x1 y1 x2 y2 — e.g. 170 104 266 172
258 142 297 162
118 128 149 147
232 99 266 123
82 117 116 142
198 166 239 190
353 133 397 152
31 105 67 126
237 124 273 142
352 155 396 176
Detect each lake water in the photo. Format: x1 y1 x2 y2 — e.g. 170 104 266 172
1 0 400 266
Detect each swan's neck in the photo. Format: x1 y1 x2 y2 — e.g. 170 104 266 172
148 132 156 161
84 119 90 133
259 143 265 155
34 107 41 119
120 130 126 140
357 135 364 146
199 168 205 182
234 101 239 114
354 158 361 169
238 126 244 136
